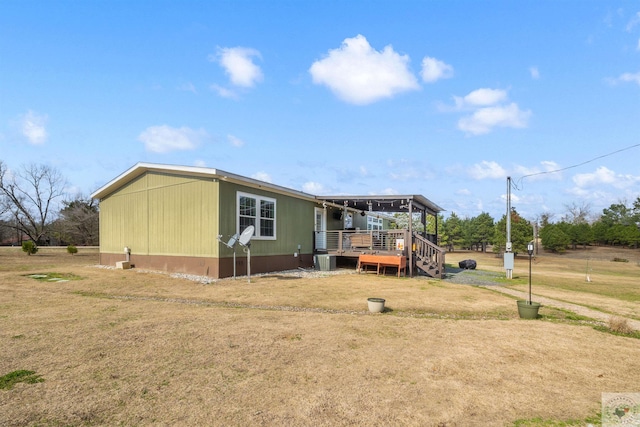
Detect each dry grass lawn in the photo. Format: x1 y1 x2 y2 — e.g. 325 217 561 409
1 246 639 426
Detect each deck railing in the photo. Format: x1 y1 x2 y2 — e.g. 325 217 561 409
318 229 410 255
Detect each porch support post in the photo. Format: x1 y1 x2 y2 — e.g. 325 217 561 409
408 199 413 277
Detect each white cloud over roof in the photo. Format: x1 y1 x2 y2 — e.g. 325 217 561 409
309 34 419 105
251 171 272 183
302 181 325 194
138 125 207 153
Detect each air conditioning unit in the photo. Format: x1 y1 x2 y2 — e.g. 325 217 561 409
314 254 336 271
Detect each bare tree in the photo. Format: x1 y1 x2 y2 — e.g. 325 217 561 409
0 162 67 244
51 195 99 245
561 202 593 224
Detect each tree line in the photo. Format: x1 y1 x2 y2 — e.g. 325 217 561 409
399 199 640 255
2 160 639 253
0 161 99 246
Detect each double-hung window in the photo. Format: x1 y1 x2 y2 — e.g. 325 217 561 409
237 192 276 239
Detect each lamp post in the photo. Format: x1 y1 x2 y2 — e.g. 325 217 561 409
527 241 534 304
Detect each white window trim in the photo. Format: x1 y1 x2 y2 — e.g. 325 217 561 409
367 215 383 231
237 191 277 240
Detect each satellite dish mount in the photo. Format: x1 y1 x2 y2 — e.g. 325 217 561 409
217 232 240 279
238 225 255 283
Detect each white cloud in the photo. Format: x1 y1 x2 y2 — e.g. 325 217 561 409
455 88 508 109
444 88 531 135
389 169 422 181
309 34 419 105
500 192 521 204
359 165 369 176
572 166 640 189
379 187 399 195
302 181 325 194
227 134 245 147
193 160 207 167
210 84 238 99
138 125 207 153
251 171 272 183
626 11 640 31
211 47 263 88
456 188 472 196
513 161 563 181
468 161 507 180
21 110 48 145
529 66 540 80
616 72 640 85
420 56 453 83
458 103 531 135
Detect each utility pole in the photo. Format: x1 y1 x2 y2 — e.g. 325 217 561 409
504 177 514 279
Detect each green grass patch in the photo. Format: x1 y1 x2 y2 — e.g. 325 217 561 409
539 307 595 323
592 325 640 339
0 370 44 390
24 272 82 282
512 412 601 426
72 290 110 298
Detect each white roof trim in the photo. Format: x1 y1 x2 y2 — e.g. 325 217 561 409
90 162 317 201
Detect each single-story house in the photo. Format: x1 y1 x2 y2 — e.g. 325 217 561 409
90 162 445 278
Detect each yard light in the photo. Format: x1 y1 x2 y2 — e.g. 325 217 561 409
527 242 534 304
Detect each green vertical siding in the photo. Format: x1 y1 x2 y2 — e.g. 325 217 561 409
99 174 150 253
99 172 219 256
218 181 315 256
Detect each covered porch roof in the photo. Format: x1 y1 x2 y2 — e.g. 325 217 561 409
315 195 444 217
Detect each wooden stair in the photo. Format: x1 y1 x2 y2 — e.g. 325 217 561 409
412 232 445 279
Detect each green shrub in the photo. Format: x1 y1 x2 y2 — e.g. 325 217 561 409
21 241 38 256
612 257 629 263
67 245 78 255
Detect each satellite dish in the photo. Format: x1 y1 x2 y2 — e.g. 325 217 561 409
238 225 255 246
227 233 239 248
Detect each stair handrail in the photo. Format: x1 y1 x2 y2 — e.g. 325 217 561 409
412 232 445 278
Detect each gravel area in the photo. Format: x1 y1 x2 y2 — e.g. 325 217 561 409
95 264 356 285
443 268 504 286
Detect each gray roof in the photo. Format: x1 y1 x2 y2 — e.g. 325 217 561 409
90 162 317 201
91 163 444 216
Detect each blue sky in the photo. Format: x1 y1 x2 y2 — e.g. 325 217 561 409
1 1 639 221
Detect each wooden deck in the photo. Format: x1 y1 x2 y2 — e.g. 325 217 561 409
316 229 445 279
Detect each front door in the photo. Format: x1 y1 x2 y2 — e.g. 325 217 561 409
314 207 327 250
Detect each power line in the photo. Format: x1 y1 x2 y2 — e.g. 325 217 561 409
513 142 640 190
